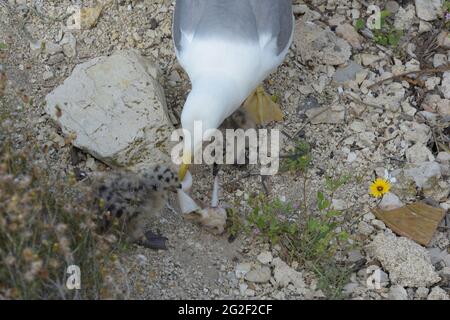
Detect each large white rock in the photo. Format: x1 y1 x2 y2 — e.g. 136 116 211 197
45 50 174 169
366 233 441 287
294 20 351 66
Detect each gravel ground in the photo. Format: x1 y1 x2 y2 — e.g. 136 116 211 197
1 0 449 300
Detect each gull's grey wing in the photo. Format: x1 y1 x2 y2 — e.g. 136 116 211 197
173 0 206 52
249 0 293 54
173 0 293 54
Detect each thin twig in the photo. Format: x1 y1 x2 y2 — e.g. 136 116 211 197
368 64 450 90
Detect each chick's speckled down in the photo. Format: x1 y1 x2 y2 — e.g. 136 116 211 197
93 165 181 243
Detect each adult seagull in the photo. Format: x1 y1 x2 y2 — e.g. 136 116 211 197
173 0 294 203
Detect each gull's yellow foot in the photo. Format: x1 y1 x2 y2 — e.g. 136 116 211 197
243 85 283 125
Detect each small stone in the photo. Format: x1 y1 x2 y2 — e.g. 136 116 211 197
415 0 443 21
415 287 429 299
272 258 307 292
85 156 97 171
371 219 386 230
379 192 404 211
405 144 434 163
357 221 374 236
441 72 450 99
244 266 271 283
343 282 359 295
436 152 450 163
422 94 443 113
239 283 248 295
419 21 433 33
136 255 148 267
442 254 450 267
347 152 357 163
257 251 273 265
358 131 376 147
44 41 63 55
298 95 320 111
385 1 399 13
427 286 449 300
439 267 450 283
437 31 450 49
245 289 255 297
363 212 375 222
335 23 362 49
347 250 364 263
403 161 441 188
402 122 431 145
394 5 415 30
60 32 77 58
29 40 44 55
349 120 366 133
42 70 54 81
80 5 103 29
360 54 379 66
427 248 447 265
235 263 252 279
437 99 450 117
433 54 447 68
425 77 441 91
423 180 449 202
168 70 181 83
332 61 364 85
389 285 408 300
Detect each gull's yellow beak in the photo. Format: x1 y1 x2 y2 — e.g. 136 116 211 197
178 152 192 181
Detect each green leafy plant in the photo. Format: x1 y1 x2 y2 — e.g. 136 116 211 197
247 196 297 244
444 0 450 12
280 139 311 173
355 18 365 30
373 10 404 47
243 173 354 299
355 10 404 47
0 42 7 50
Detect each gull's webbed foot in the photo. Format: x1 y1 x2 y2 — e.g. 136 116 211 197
243 85 283 125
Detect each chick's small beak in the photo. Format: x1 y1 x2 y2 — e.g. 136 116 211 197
178 152 192 181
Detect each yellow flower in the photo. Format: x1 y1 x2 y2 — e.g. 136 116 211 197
370 178 391 198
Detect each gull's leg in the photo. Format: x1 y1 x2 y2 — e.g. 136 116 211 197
211 163 219 208
243 85 283 125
